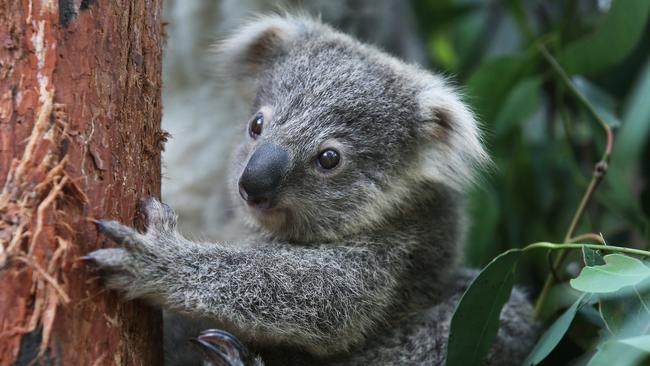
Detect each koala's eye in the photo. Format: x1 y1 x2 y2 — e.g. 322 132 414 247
317 149 340 170
249 113 263 138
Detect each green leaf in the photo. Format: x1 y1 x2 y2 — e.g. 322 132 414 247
465 53 533 124
582 246 605 266
536 283 583 321
589 340 647 366
558 0 650 75
599 280 650 336
621 60 650 153
600 297 628 335
492 77 541 137
523 295 586 366
591 297 650 365
606 60 650 220
429 32 458 72
465 185 501 266
570 254 650 293
446 249 521 366
619 334 650 352
573 76 622 128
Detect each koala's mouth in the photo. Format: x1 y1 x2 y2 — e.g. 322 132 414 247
247 204 289 228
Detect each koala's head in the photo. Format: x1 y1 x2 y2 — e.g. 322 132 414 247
219 15 488 242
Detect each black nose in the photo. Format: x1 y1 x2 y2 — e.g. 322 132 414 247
238 143 289 208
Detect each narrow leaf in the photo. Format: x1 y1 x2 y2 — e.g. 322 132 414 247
523 295 586 366
573 77 622 128
535 283 583 321
465 53 532 124
588 341 647 366
599 282 650 336
590 298 650 365
600 298 628 335
492 77 541 137
606 60 650 220
446 249 522 366
570 254 650 293
558 0 650 75
619 334 650 352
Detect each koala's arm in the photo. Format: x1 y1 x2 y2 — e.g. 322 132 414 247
87 199 404 354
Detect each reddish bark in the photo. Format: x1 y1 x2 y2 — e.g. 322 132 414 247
0 1 164 365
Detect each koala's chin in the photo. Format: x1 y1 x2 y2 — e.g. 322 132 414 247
248 205 290 232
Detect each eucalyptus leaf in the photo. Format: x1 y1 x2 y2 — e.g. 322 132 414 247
588 341 647 366
606 60 650 221
523 294 587 366
582 246 605 267
536 283 583 321
446 249 522 366
558 0 650 75
599 280 650 336
465 53 533 124
493 77 541 137
619 334 650 352
573 76 621 128
600 298 628 335
618 60 650 168
465 185 501 266
590 296 650 365
570 254 650 293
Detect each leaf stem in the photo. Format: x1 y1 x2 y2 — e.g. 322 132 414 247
569 233 606 244
532 45 615 319
523 242 650 257
537 45 614 145
532 239 648 317
534 176 605 318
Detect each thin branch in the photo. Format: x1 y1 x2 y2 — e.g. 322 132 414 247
532 45 615 319
537 44 614 149
569 233 607 244
523 242 650 257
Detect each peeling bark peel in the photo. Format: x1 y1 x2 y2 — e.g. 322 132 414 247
0 1 164 365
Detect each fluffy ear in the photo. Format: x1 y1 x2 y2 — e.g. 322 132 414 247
416 77 489 191
215 15 306 98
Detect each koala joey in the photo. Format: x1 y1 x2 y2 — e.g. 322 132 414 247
86 15 538 365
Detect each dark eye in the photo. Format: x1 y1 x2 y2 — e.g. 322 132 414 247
249 113 263 138
317 149 340 170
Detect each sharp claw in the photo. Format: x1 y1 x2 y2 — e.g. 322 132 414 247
93 219 141 247
193 329 253 366
77 255 96 263
191 338 241 366
94 219 109 232
199 329 247 354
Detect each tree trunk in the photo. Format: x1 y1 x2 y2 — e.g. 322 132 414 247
0 1 164 365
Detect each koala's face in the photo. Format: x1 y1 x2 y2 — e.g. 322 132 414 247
232 44 422 240
223 17 487 241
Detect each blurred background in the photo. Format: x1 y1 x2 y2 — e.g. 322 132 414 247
160 0 650 363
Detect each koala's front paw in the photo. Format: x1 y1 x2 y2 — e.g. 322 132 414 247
193 329 258 366
84 198 179 295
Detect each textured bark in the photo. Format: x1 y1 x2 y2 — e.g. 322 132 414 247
0 1 164 365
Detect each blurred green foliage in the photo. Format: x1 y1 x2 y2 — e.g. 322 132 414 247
411 0 650 270
411 0 650 364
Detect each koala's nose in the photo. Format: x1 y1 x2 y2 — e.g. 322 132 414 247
238 143 289 208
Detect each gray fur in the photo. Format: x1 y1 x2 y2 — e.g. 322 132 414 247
88 15 537 365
